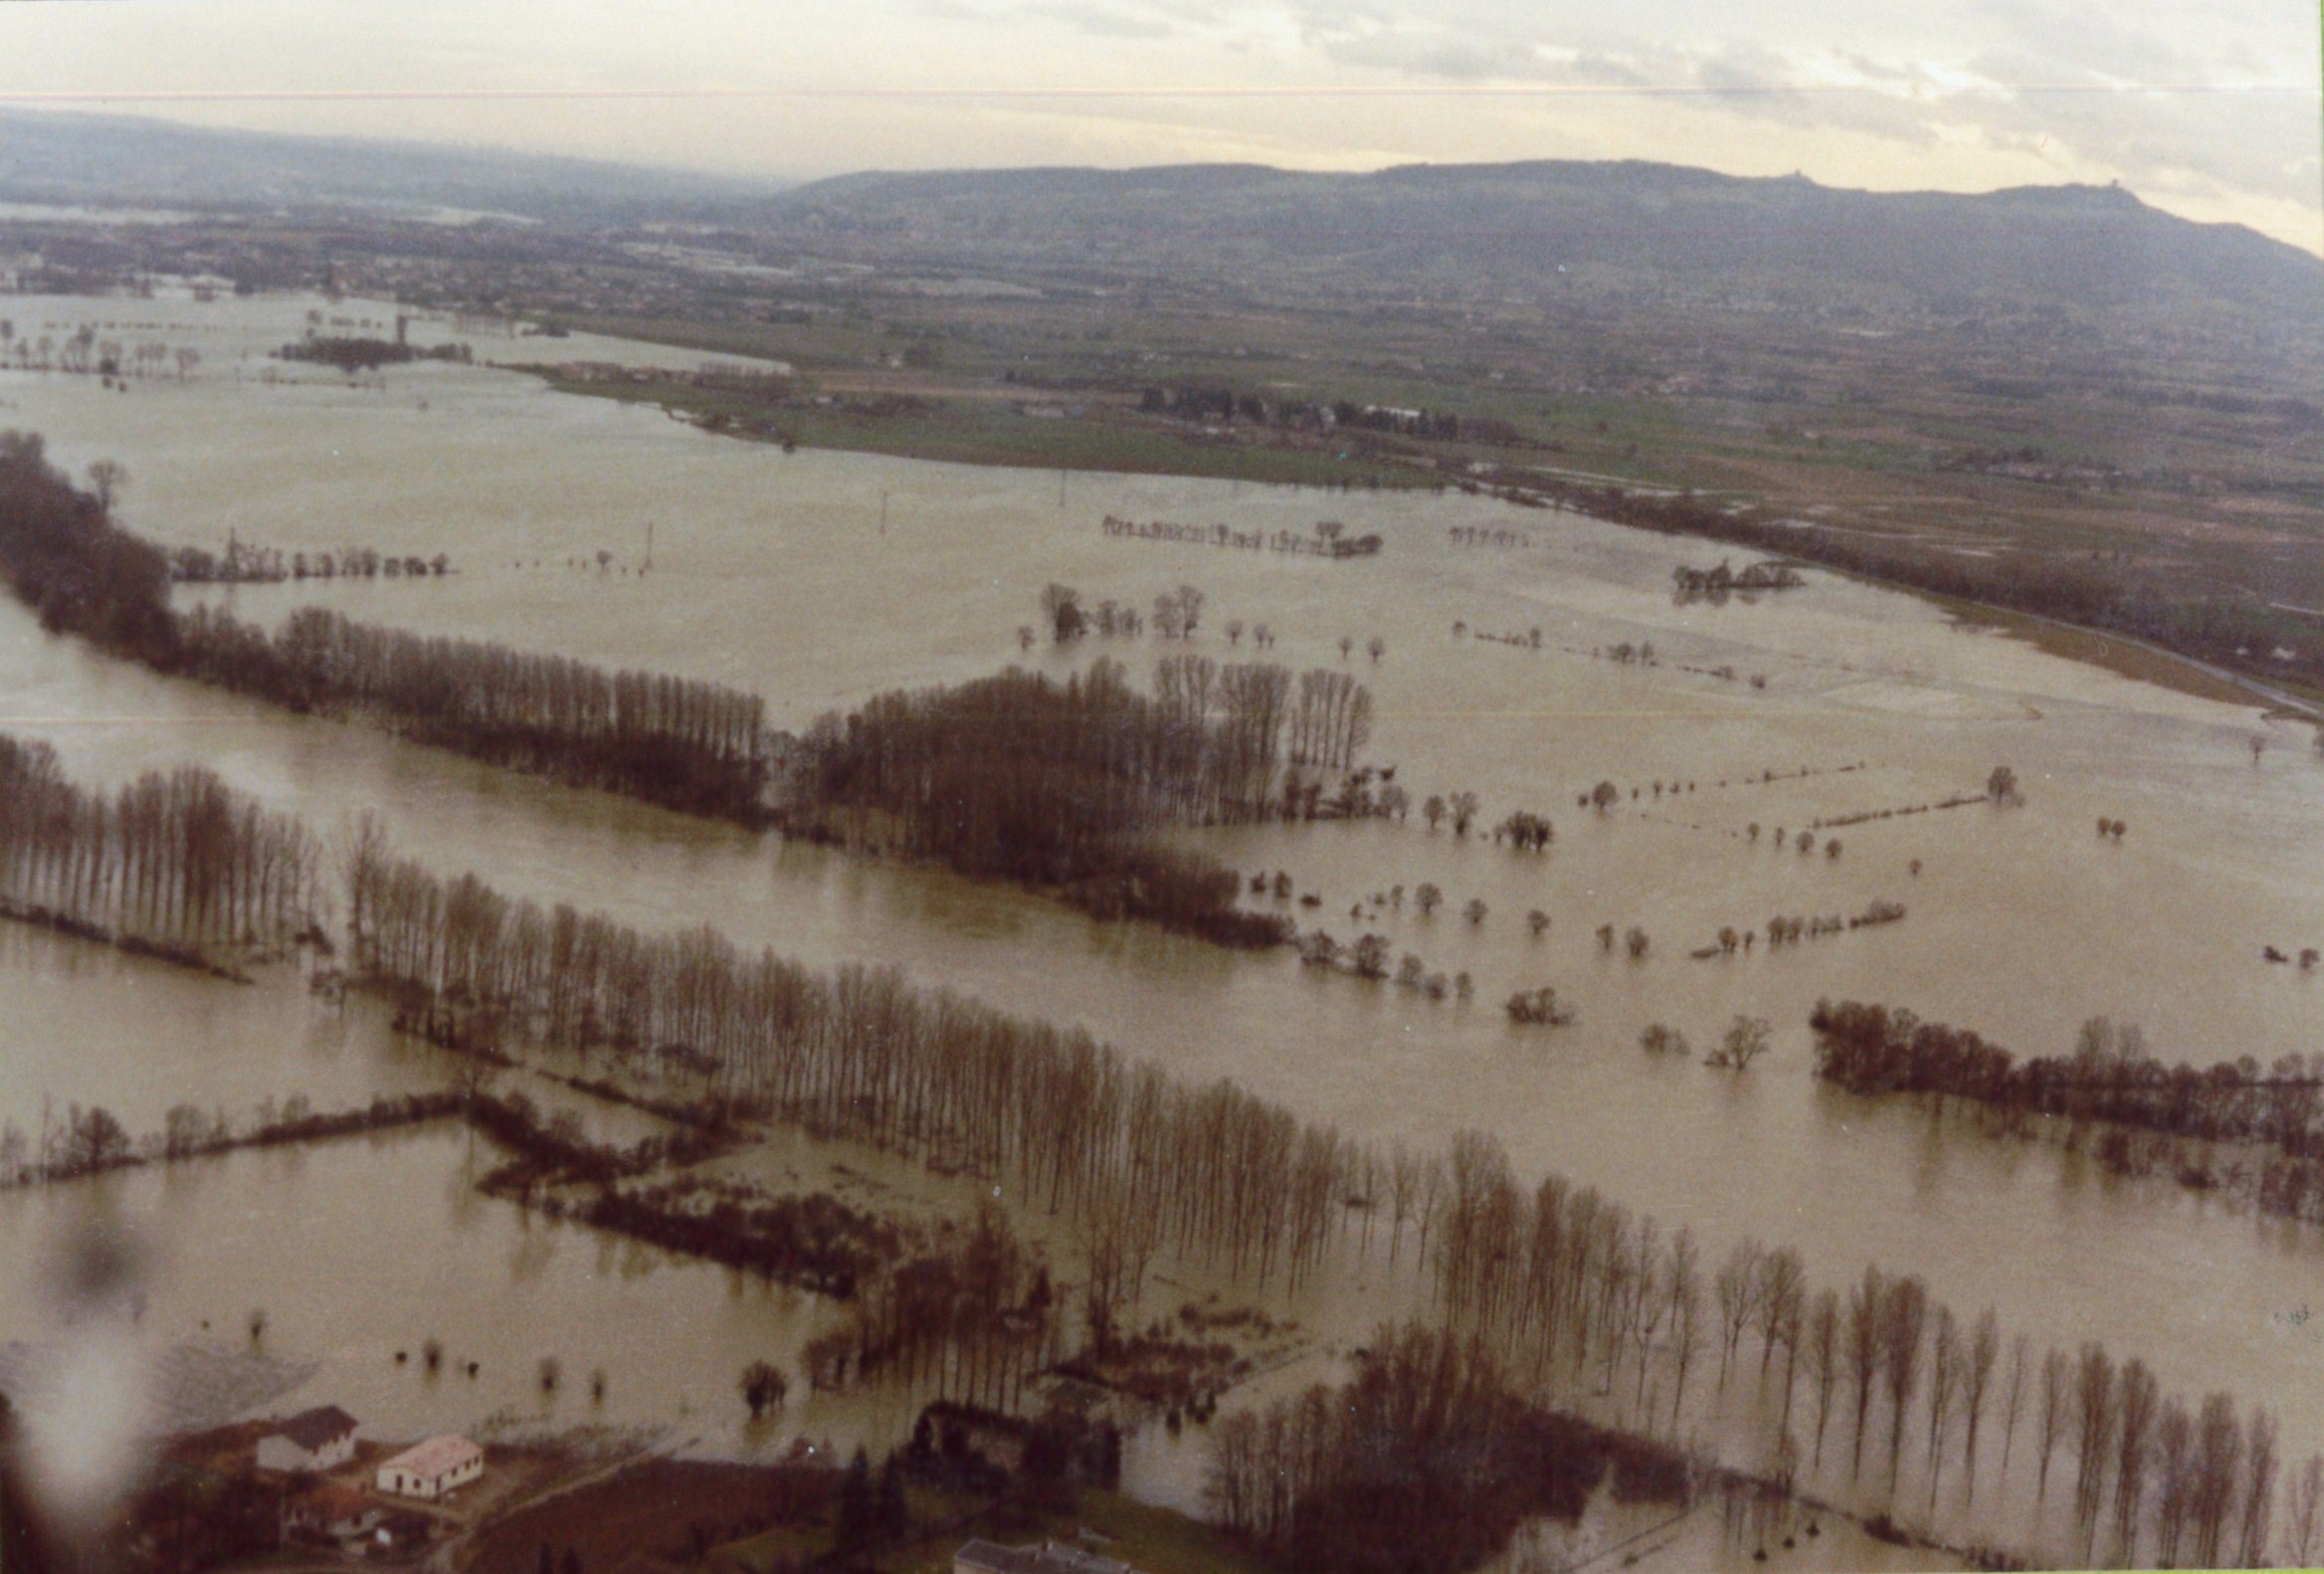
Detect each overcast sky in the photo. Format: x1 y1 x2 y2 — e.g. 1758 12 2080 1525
2 0 2318 251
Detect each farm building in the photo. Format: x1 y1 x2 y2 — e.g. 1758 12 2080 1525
254 1405 360 1474
282 1479 381 1541
374 1435 484 1498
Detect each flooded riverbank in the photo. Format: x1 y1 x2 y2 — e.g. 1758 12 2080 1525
5 288 2324 1564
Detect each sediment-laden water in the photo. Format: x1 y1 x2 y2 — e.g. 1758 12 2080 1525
3 288 2320 1566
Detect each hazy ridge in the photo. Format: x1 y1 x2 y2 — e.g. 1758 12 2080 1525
4 108 2317 331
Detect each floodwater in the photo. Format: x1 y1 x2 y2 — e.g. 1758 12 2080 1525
0 926 441 1138
4 290 2323 1563
0 1124 867 1453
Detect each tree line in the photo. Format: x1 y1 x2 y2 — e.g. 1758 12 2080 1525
0 733 318 960
794 655 1369 835
1812 1001 2324 1229
277 335 473 373
327 808 2324 1567
1135 384 1520 445
1414 1128 2308 1569
1811 1001 2324 1157
820 1200 1061 1415
1671 558 1806 601
0 431 770 821
4 433 1385 938
338 826 1383 1328
9 721 2308 1568
1207 1322 1676 1574
167 541 453 584
0 1091 463 1190
192 605 772 820
783 654 1371 942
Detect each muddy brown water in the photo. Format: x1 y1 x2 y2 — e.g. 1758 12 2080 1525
3 290 2322 1564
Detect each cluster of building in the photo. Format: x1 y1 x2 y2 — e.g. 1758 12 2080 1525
251 1404 486 1554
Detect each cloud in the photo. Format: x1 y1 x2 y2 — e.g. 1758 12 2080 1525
1025 0 1180 40
1258 0 2316 238
0 0 2309 249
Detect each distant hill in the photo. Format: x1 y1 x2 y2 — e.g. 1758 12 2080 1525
767 160 2324 326
0 107 780 223
3 109 2314 331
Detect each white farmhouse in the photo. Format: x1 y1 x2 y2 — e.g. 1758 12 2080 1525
255 1406 360 1474
375 1435 484 1498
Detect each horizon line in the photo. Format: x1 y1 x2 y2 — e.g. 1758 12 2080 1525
4 83 2317 104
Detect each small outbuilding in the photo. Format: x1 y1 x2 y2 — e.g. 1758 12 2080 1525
282 1479 382 1541
375 1435 484 1499
255 1405 360 1475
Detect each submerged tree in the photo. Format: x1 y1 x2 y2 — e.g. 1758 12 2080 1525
1706 1017 1771 1072
1880 1275 1929 1486
740 1360 789 1418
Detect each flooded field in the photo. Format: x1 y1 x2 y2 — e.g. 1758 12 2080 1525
0 926 440 1136
4 289 2322 1562
0 1124 868 1453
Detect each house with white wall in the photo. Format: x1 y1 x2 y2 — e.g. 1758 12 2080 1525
255 1406 359 1475
375 1435 484 1498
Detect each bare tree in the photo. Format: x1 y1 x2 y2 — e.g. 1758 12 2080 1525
2155 1398 2197 1566
1714 1239 1765 1391
1708 1015 1773 1071
2000 1331 2031 1482
1806 1287 1840 1468
1175 585 1205 636
2035 1346 2070 1501
1961 1307 2000 1504
2112 1357 2158 1564
2191 1392 2243 1568
2239 1406 2279 1570
1041 582 1083 642
1879 1276 1930 1487
2283 1454 2324 1569
739 1359 789 1417
1753 1248 1806 1400
2071 1343 2118 1547
1924 1306 1962 1511
86 458 127 513
1450 791 1479 836
1666 1227 1702 1434
1844 1266 1884 1481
